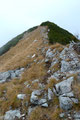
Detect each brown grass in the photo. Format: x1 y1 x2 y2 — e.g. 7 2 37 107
21 62 47 83
0 50 47 114
28 106 61 120
0 81 22 113
0 26 64 118
50 62 60 73
0 26 48 72
50 108 61 120
50 43 62 49
45 78 58 90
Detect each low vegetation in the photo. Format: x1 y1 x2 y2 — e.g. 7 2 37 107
41 21 79 44
29 106 61 120
0 32 26 56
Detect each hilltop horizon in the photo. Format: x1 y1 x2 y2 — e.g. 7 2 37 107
0 0 80 47
0 20 80 48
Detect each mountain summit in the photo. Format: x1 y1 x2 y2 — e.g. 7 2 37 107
0 21 80 120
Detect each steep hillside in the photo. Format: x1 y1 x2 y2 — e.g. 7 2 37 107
0 22 80 120
41 21 78 44
0 26 48 72
0 26 38 56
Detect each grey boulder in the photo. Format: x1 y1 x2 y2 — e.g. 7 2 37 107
46 49 54 59
30 90 42 105
59 96 73 110
4 110 21 120
54 77 74 95
0 71 10 83
30 90 48 107
17 94 26 100
73 111 80 120
48 88 53 101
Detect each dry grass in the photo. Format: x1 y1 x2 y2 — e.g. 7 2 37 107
50 43 62 49
71 74 80 111
0 77 33 114
0 26 49 115
50 108 61 120
21 62 47 83
0 26 64 118
50 62 60 73
28 107 48 120
45 78 58 90
0 26 47 72
65 58 71 62
0 57 47 114
72 83 80 111
28 106 61 120
50 43 64 52
0 80 22 113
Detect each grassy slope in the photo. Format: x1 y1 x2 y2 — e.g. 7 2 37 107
41 21 79 44
0 22 79 119
0 26 47 72
0 26 38 56
0 27 62 119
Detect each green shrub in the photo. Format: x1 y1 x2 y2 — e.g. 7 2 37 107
41 21 79 44
27 26 38 33
0 32 25 56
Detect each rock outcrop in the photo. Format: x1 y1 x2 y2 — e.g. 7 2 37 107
0 68 24 83
4 110 22 120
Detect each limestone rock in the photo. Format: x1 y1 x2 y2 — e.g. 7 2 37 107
32 54 36 58
0 68 24 84
54 77 74 95
41 103 48 107
38 83 45 89
46 49 54 59
73 111 80 120
4 110 21 120
0 71 10 83
32 79 39 84
71 98 79 104
48 88 53 101
17 94 26 100
30 90 42 105
38 99 48 107
61 60 70 72
28 106 36 115
61 60 80 72
50 71 65 81
30 90 48 107
59 113 65 118
62 92 74 98
0 72 11 83
59 96 73 110
50 58 58 68
10 71 16 79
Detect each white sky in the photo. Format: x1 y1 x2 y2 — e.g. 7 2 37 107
0 0 80 47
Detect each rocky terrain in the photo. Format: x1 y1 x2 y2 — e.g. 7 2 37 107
0 21 80 120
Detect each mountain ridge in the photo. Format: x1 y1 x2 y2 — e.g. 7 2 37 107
0 22 80 120
0 21 78 56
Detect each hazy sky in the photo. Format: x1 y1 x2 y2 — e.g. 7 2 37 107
0 0 80 47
